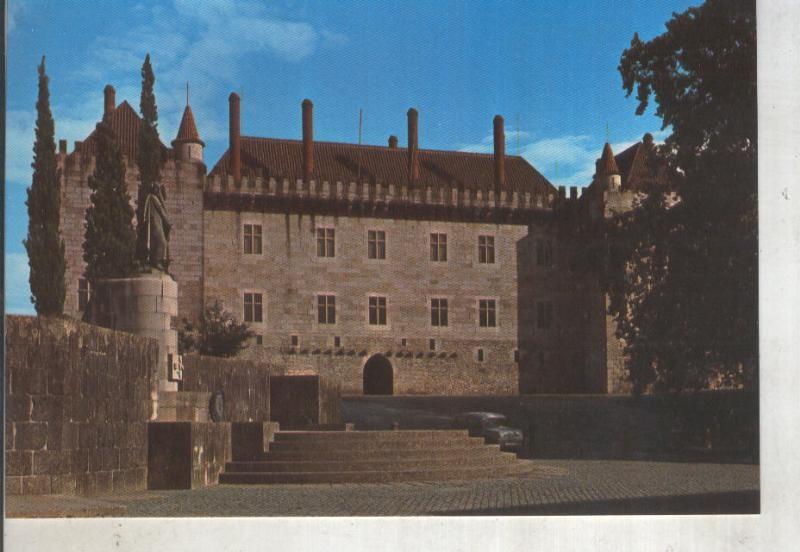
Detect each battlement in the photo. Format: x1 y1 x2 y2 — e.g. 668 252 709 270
203 176 582 214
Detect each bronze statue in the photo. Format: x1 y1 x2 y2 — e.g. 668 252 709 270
141 183 171 272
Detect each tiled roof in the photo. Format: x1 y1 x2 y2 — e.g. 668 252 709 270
210 137 555 195
71 100 167 162
613 142 641 187
172 104 204 147
597 142 620 177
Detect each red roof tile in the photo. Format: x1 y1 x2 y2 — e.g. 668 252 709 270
70 100 167 162
597 142 620 177
172 104 204 147
210 137 555 195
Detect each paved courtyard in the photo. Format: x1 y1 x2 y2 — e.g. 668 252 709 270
7 459 758 517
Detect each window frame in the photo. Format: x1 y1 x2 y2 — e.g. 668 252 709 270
368 295 388 326
367 229 387 260
316 227 336 258
430 297 449 327
477 234 496 264
243 291 264 323
430 232 448 262
316 294 337 325
478 298 498 328
243 223 263 255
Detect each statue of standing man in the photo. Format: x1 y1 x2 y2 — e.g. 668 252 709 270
141 183 171 272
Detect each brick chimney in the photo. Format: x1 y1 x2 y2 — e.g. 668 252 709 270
229 92 241 181
407 108 419 183
388 135 398 149
493 115 506 190
59 139 67 155
302 99 314 182
103 85 115 117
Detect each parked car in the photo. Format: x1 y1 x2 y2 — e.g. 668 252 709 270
451 412 524 452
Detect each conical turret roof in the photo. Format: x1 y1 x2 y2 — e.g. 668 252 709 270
597 142 620 177
172 104 204 147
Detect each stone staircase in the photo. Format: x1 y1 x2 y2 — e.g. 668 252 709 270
219 429 537 484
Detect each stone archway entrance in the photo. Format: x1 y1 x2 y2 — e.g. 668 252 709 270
363 354 393 395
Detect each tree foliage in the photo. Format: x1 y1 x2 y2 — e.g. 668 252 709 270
135 53 164 266
25 56 66 315
179 301 255 358
612 0 757 393
83 120 138 282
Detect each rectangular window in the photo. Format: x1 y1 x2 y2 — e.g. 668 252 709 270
334 336 341 348
430 298 448 327
429 338 437 351
368 296 387 325
291 335 299 347
368 230 386 259
317 295 336 324
255 335 263 345
478 235 495 264
316 228 335 257
537 239 553 267
537 301 554 329
78 278 90 311
243 224 263 254
477 348 485 362
401 338 407 348
244 292 263 323
430 233 447 262
479 299 497 328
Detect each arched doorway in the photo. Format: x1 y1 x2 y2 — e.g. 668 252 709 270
363 354 393 395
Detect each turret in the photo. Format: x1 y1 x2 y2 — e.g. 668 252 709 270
172 102 205 163
596 142 621 191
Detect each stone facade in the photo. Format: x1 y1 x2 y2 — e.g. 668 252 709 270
56 86 672 396
5 315 158 496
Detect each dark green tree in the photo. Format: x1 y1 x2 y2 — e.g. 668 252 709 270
179 301 255 358
83 120 137 282
135 53 164 266
24 56 66 315
612 0 757 393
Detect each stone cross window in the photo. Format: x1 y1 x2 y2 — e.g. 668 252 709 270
479 299 497 327
316 228 335 257
368 230 386 259
368 296 387 325
317 294 336 324
243 224 263 254
243 292 263 323
478 235 495 264
431 298 449 327
430 233 447 262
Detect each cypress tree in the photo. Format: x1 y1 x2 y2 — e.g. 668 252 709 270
24 56 66 315
83 119 137 282
135 53 163 266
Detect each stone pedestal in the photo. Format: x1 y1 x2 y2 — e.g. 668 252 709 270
86 272 180 417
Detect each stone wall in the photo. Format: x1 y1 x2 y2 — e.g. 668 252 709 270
268 375 342 429
180 354 285 422
5 315 158 496
147 422 232 490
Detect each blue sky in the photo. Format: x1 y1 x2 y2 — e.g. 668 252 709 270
5 0 697 313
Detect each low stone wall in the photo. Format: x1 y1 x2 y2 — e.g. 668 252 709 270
147 422 232 490
180 355 285 422
5 315 158 496
244 349 518 396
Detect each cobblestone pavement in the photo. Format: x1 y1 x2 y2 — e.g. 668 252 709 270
7 460 759 517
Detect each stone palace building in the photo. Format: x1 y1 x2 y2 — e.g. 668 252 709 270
57 85 671 396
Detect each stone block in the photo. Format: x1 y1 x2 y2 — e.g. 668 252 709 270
6 450 33 476
15 368 45 395
71 449 89 473
15 422 47 450
6 394 32 422
32 449 72 475
6 423 15 450
101 447 120 471
124 467 147 491
95 471 113 494
22 475 51 495
111 470 126 493
6 476 23 496
51 474 78 495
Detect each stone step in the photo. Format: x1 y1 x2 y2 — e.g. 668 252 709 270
219 461 537 485
273 430 470 442
259 444 506 462
224 453 518 473
268 436 485 452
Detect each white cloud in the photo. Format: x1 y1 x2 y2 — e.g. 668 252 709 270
8 1 25 33
5 252 34 315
